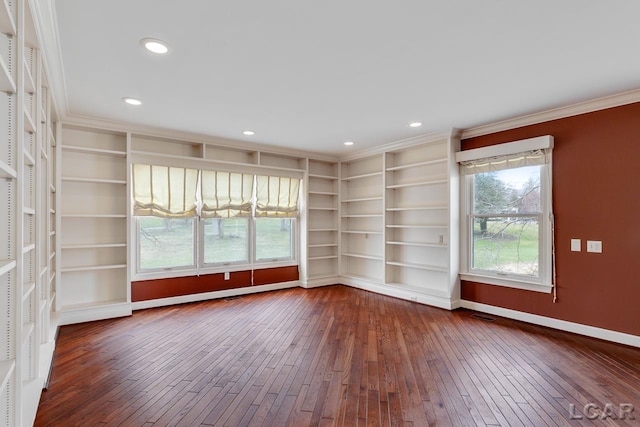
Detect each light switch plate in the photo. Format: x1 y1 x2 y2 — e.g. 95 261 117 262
571 239 581 252
587 240 602 253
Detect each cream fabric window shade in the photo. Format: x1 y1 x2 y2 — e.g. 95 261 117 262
200 171 254 218
459 150 549 175
455 135 553 175
255 175 301 217
133 164 199 217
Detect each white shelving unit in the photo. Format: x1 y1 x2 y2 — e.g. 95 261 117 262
0 2 17 414
304 159 340 286
383 134 460 307
339 154 385 284
57 126 131 323
0 0 59 424
42 63 57 374
336 132 460 308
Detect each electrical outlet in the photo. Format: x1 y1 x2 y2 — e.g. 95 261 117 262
586 240 602 253
224 272 230 280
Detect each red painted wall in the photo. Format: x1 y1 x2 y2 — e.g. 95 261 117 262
253 266 299 286
132 266 299 302
460 102 640 336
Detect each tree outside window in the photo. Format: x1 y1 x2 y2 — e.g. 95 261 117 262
472 166 541 276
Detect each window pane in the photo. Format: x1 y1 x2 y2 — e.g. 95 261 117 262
139 217 195 269
256 218 293 260
472 216 539 276
203 218 249 264
473 166 541 214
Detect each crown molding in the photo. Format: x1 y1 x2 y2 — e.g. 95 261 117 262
63 113 462 164
339 128 462 162
33 0 69 118
62 113 340 162
462 88 640 140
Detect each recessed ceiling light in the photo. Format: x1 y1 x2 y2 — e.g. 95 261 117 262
141 38 169 54
409 122 422 128
122 97 142 106
344 141 354 146
243 130 255 136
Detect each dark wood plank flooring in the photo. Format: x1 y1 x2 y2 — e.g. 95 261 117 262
35 285 640 426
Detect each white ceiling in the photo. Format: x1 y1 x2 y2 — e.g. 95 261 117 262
53 0 640 155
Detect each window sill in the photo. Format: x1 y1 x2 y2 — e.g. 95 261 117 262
253 259 297 270
459 273 552 293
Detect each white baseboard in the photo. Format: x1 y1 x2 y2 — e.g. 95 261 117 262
460 300 640 348
300 276 341 289
59 302 132 326
23 376 47 426
131 281 300 311
24 313 60 427
341 276 458 310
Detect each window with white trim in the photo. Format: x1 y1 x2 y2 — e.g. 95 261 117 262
255 218 294 261
132 164 300 275
200 171 253 267
254 175 299 262
139 217 197 270
456 136 554 293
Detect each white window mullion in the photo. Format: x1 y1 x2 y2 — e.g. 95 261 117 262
249 216 256 268
195 216 201 274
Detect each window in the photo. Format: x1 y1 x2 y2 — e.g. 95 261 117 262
132 164 301 276
139 217 196 270
254 175 299 262
203 218 249 265
133 164 199 272
200 171 253 266
456 136 554 292
255 218 294 261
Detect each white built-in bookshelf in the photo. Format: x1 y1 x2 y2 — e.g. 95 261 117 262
58 126 130 321
339 132 461 308
385 139 452 298
305 159 340 285
55 126 462 312
339 154 385 284
0 0 59 423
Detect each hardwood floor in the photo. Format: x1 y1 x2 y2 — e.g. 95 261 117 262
35 285 640 426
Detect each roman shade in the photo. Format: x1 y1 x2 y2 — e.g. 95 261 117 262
255 175 300 217
200 171 254 218
456 135 553 175
132 164 199 217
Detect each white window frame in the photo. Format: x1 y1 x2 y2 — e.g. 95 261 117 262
457 136 554 293
135 216 198 274
131 154 301 281
200 217 252 269
253 217 298 267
